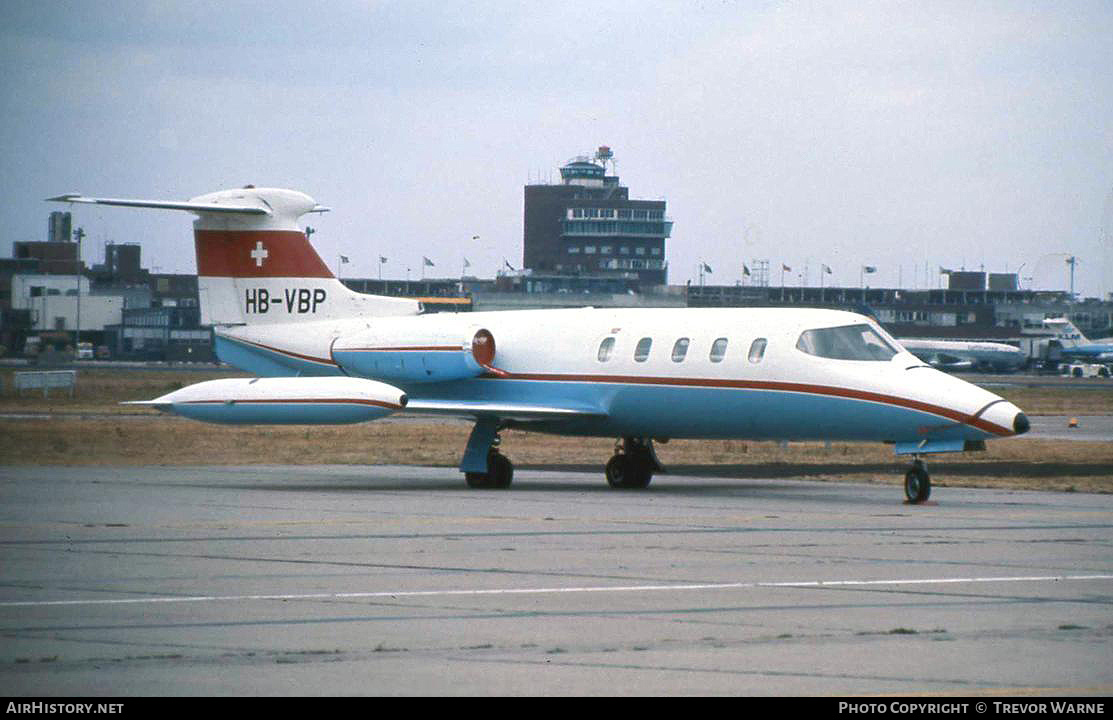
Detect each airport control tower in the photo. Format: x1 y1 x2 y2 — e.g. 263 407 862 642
523 147 671 286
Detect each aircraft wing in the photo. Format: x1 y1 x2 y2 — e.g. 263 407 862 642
403 399 606 421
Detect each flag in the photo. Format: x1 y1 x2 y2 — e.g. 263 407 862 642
742 264 751 276
701 262 713 274
822 264 832 274
463 257 471 268
423 256 435 267
339 255 349 264
379 256 388 264
863 265 876 273
782 264 791 272
504 259 515 271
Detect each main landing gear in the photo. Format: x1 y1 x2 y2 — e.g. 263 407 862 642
461 418 513 489
904 457 931 504
465 448 513 489
605 437 662 489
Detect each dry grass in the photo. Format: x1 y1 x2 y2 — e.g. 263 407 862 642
2 367 1111 493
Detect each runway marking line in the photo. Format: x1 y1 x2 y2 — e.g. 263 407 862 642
1 574 1111 608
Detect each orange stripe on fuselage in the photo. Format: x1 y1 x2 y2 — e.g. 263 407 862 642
345 346 462 352
184 398 404 410
477 371 1014 437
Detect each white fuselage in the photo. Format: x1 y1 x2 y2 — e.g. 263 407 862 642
215 306 1023 445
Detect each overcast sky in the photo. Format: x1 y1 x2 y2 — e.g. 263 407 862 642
2 1 1111 297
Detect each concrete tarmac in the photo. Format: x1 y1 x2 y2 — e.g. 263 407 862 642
1026 414 1113 442
0 464 1110 696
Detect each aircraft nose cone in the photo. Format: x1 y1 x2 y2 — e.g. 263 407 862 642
1013 412 1030 435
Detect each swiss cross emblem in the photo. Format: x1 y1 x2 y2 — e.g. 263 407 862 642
250 241 269 267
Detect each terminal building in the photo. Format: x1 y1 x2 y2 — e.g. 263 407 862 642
3 172 1110 365
523 147 671 287
0 211 213 361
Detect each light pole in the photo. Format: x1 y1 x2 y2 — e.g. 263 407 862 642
1066 256 1077 300
73 227 85 359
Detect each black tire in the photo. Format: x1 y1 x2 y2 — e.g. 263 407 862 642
488 452 513 489
605 454 627 488
605 453 653 489
465 471 491 489
904 464 931 504
466 452 513 489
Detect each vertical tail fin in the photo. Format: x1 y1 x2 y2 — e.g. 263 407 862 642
48 187 420 326
1043 317 1088 347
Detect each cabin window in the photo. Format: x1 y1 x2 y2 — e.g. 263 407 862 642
597 337 615 362
709 337 728 362
795 324 899 361
671 338 690 362
748 338 767 363
634 337 653 362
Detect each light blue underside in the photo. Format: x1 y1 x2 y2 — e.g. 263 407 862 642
172 402 393 425
217 335 992 445
216 336 344 377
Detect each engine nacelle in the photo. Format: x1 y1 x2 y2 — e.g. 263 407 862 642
133 376 407 425
331 327 499 384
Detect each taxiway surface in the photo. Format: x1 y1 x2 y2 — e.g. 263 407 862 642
0 464 1110 696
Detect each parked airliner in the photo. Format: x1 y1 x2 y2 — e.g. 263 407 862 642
898 338 1028 373
1041 317 1113 361
49 187 1030 503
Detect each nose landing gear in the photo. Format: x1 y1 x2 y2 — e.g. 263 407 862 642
904 457 931 504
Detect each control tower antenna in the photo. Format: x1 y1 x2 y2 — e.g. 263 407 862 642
595 145 616 176
1066 255 1078 300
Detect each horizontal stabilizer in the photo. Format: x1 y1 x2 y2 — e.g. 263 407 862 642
47 194 272 215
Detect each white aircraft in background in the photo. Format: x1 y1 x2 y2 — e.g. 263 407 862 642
897 338 1028 373
1040 317 1113 362
49 187 1030 503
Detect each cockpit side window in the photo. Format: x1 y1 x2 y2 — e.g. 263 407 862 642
796 323 899 361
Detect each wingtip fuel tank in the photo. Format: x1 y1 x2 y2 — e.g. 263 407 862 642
131 377 407 425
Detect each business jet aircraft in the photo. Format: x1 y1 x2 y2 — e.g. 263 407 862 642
49 187 1030 503
898 338 1028 373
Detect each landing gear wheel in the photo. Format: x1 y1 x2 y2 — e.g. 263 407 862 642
466 451 514 489
904 460 931 504
605 452 653 489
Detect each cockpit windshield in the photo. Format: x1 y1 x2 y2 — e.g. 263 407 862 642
796 323 900 361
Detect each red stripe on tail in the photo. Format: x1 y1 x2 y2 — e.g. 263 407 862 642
195 230 332 278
